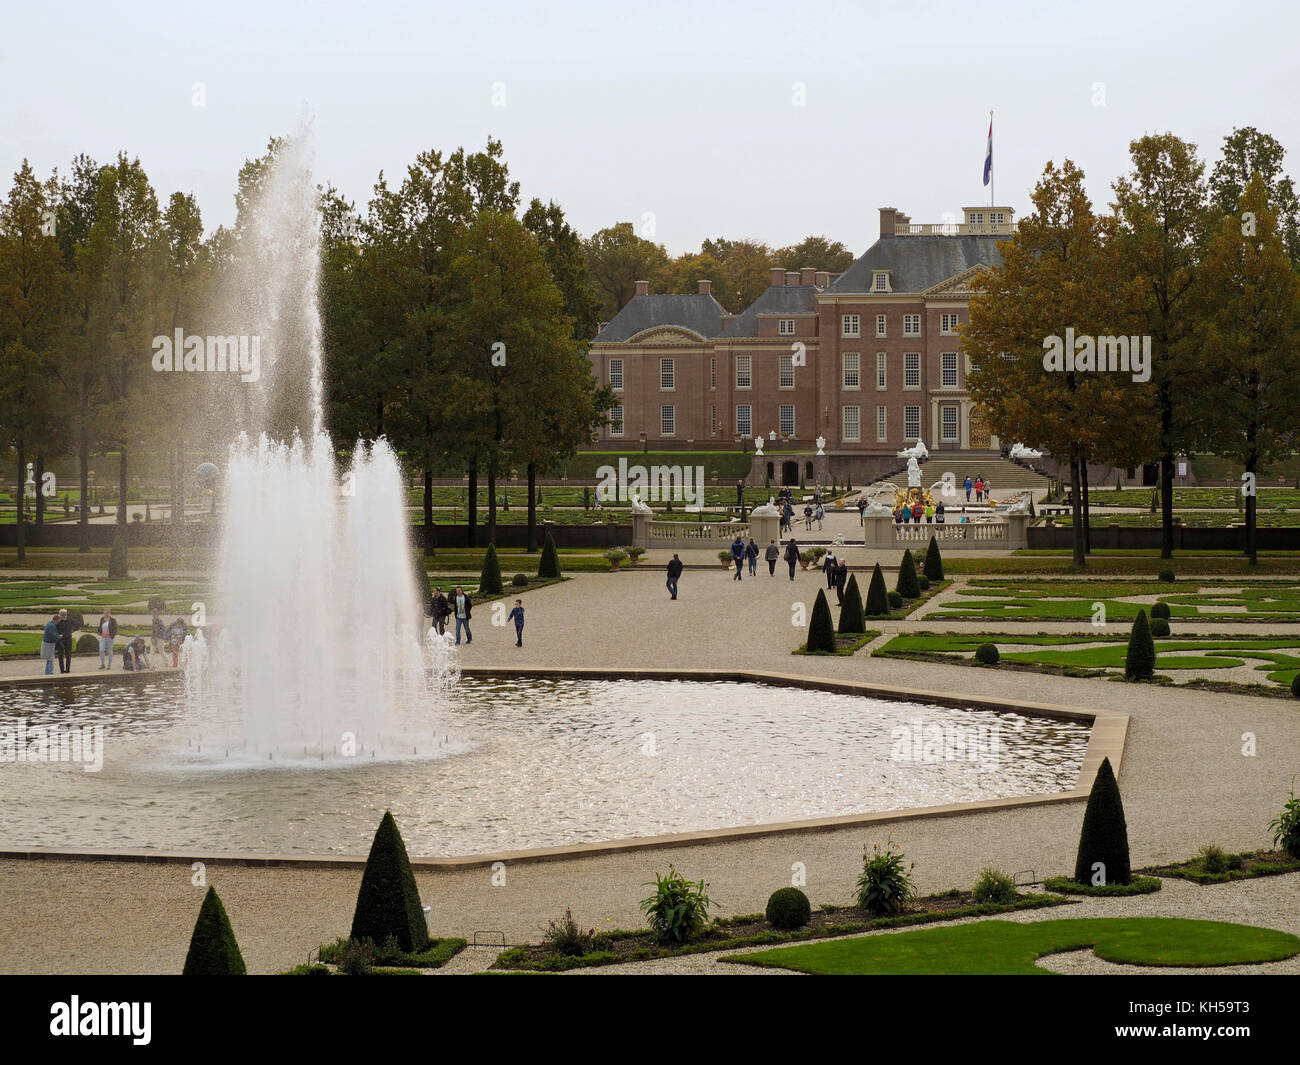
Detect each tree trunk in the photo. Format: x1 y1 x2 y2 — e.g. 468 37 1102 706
1245 443 1258 567
118 446 128 525
527 462 538 552
423 469 434 556
1160 452 1175 558
466 461 478 548
78 427 90 553
486 462 498 545
15 441 26 562
1069 450 1086 567
1079 456 1091 555
35 452 46 533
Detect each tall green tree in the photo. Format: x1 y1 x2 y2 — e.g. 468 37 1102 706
775 234 856 274
1209 126 1300 267
1111 133 1209 559
584 221 669 318
1187 175 1300 565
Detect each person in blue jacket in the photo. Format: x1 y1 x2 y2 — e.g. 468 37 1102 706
41 614 59 675
745 537 759 576
730 536 746 581
506 599 525 647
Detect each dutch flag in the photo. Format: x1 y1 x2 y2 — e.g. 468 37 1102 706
983 115 993 187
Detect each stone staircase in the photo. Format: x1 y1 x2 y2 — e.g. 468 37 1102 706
917 451 1051 501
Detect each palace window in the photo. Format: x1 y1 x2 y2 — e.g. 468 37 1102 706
904 405 921 440
904 352 920 389
710 357 716 389
842 314 860 337
842 352 860 389
877 405 888 442
778 318 795 335
736 404 752 437
609 405 624 436
876 352 887 389
876 313 887 337
941 352 959 388
941 405 959 441
779 405 795 437
660 358 674 390
941 312 960 334
736 355 752 389
609 359 623 390
842 405 860 442
903 314 920 336
779 354 795 388
873 271 889 292
660 405 675 436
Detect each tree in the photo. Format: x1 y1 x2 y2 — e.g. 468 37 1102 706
1187 175 1300 565
775 234 856 274
967 159 1153 566
108 529 128 578
1111 134 1210 559
182 886 247 975
350 810 428 953
837 573 865 634
584 222 669 318
806 588 836 652
1125 609 1155 681
699 236 772 311
537 530 561 579
896 549 920 598
478 541 503 595
1208 126 1300 266
1072 757 1131 886
923 535 944 581
864 562 889 617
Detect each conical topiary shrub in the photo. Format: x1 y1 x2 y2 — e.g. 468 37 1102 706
351 811 429 953
478 542 503 596
896 549 921 599
182 886 247 975
1124 609 1155 681
1072 757 1131 886
537 530 561 579
413 557 433 611
108 529 129 579
806 589 836 653
837 574 866 634
923 535 944 581
865 563 889 617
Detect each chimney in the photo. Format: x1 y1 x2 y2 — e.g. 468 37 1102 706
634 280 649 296
769 266 785 287
785 271 799 287
697 279 712 295
800 267 816 286
815 271 829 288
879 206 897 237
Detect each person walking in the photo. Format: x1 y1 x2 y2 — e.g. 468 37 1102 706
824 548 837 590
55 609 73 674
935 501 946 524
41 613 59 675
97 608 118 670
834 558 849 605
784 538 800 581
730 535 746 581
975 476 985 503
857 497 867 525
745 537 759 576
803 504 813 531
169 616 188 667
430 587 450 636
964 475 973 502
982 476 991 502
924 500 934 524
815 502 824 530
764 539 779 576
506 599 525 647
666 553 683 599
911 499 923 524
453 586 472 645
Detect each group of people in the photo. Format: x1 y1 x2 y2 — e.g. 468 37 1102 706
964 475 990 503
427 586 526 647
669 534 819 598
894 499 946 524
37 607 192 674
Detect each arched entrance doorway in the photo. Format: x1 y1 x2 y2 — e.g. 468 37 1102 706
781 460 799 486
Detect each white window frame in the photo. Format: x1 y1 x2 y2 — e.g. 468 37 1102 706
609 405 624 437
778 318 795 335
903 313 920 336
736 404 752 437
904 352 921 389
873 271 889 292
660 405 675 436
940 312 960 334
779 354 795 389
877 405 888 442
842 314 860 338
842 405 860 442
842 352 860 390
904 405 921 440
735 355 752 390
875 313 887 337
876 352 887 390
660 358 674 390
608 358 623 390
710 357 716 390
941 405 959 442
941 352 959 388
779 404 795 437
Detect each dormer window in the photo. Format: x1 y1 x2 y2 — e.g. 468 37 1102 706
873 271 890 292
778 319 795 335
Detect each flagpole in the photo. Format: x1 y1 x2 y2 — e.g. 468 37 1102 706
989 109 994 208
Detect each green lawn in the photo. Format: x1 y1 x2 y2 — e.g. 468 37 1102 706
0 578 208 615
933 580 1300 622
726 918 1300 974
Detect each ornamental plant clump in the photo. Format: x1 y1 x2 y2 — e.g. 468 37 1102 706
1150 617 1170 637
805 589 837 653
856 835 915 916
974 642 999 665
640 867 712 945
1150 601 1171 620
765 887 811 930
542 909 603 957
887 590 903 610
971 867 1017 905
1269 785 1300 859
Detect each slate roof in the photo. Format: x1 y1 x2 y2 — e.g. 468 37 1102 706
721 284 821 338
829 235 1006 294
593 293 728 343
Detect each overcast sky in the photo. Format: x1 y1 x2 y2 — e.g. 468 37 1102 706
4 0 1298 256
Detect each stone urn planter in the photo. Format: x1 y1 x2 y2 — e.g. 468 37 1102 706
718 550 732 568
605 549 627 571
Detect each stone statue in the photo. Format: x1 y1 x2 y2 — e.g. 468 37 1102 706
629 490 654 516
749 497 780 517
906 456 922 489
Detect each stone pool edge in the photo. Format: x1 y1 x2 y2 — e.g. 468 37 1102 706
0 666 1127 871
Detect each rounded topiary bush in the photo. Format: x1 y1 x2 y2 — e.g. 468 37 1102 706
765 887 811 930
1158 568 1176 583
1150 617 1170 637
887 590 903 610
512 573 529 587
1292 674 1300 698
1150 601 1171 620
75 634 98 653
972 867 1017 905
918 575 930 591
975 642 1000 665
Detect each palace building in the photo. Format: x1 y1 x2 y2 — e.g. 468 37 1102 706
586 206 1017 483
